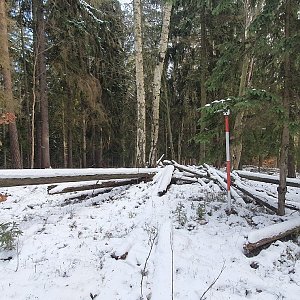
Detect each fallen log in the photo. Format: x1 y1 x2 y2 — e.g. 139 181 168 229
0 168 158 187
48 177 150 194
171 174 201 184
244 217 300 253
163 160 207 178
235 170 300 188
232 173 300 212
232 179 278 213
203 164 244 204
155 165 174 196
61 187 115 206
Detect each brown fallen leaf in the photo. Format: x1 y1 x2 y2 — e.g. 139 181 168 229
0 194 8 202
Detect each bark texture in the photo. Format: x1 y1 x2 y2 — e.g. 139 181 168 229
278 0 292 216
199 2 208 163
0 0 22 168
133 0 146 167
33 0 51 168
148 2 172 167
231 1 262 170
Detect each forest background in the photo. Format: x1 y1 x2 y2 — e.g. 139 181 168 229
0 0 299 176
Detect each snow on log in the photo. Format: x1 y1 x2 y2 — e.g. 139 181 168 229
163 160 207 178
235 170 300 188
244 217 300 253
0 168 158 187
203 164 244 203
171 174 201 184
62 188 115 205
232 176 278 213
156 165 174 196
48 177 150 194
232 173 299 212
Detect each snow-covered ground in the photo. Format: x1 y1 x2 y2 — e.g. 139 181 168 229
0 168 299 300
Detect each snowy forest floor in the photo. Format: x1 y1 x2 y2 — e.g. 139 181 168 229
0 168 300 300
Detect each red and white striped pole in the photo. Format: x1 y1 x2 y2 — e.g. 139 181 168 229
224 109 231 211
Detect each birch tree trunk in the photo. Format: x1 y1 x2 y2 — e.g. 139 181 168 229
0 0 22 168
133 0 146 167
148 2 173 167
278 0 292 216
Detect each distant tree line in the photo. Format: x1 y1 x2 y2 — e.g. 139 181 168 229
0 0 299 180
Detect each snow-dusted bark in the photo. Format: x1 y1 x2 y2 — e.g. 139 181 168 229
133 0 146 167
148 2 173 167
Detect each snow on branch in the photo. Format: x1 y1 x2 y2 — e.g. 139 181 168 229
79 0 104 24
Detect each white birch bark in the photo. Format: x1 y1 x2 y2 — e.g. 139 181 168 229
133 0 146 167
148 2 173 167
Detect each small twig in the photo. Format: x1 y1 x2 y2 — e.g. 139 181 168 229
199 262 225 300
91 179 100 198
140 227 158 299
14 238 20 272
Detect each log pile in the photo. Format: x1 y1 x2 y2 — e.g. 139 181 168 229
1 162 299 254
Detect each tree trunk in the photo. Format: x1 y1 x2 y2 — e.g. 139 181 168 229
278 0 292 216
199 2 208 163
66 94 73 168
20 6 31 168
33 0 50 168
133 0 146 167
296 134 300 172
231 1 262 170
148 2 173 167
67 125 73 168
177 118 184 163
0 0 22 168
82 113 87 168
232 50 251 170
62 101 67 168
288 135 296 178
165 89 175 160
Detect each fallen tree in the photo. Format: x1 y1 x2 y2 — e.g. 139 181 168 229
232 179 278 213
235 170 300 188
163 160 207 178
0 168 158 187
48 177 150 194
155 165 174 196
244 217 300 253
